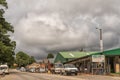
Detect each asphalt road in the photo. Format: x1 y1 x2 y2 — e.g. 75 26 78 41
0 69 120 80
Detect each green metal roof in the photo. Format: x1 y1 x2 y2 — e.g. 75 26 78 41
103 48 120 56
59 51 96 59
93 48 120 56
60 48 120 64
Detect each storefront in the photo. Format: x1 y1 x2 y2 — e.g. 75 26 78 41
64 48 120 74
102 48 120 73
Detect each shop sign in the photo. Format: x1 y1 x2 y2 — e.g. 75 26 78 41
92 55 105 62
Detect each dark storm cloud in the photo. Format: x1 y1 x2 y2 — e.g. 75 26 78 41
4 0 120 59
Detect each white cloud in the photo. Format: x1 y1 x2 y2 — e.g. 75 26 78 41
4 0 120 59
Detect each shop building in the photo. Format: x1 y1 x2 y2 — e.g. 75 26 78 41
64 48 120 74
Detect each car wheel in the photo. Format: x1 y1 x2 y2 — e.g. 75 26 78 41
2 72 5 77
75 73 77 75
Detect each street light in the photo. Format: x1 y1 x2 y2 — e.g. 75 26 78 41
96 28 103 52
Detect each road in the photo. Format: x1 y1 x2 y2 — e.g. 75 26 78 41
0 69 120 80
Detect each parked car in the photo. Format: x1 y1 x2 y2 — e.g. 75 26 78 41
60 64 78 75
29 68 35 73
0 67 5 76
0 65 9 74
51 63 64 74
39 67 46 73
20 67 26 72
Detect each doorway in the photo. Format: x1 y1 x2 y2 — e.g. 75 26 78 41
109 57 115 73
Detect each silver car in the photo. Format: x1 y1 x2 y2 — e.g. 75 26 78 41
61 64 78 75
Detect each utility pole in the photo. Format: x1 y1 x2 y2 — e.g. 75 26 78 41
96 28 105 75
96 28 103 52
100 29 103 52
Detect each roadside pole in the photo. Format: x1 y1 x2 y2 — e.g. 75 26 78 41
99 29 105 75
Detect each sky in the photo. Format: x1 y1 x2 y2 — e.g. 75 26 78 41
4 0 120 60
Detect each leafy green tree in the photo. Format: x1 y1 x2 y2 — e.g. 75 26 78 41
16 51 36 67
0 0 16 66
29 56 36 64
16 51 29 67
47 53 54 59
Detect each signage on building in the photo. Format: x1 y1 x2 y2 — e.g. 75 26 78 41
92 55 105 62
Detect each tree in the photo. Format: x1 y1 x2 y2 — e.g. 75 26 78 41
29 56 36 64
16 51 36 67
0 0 16 66
47 53 54 59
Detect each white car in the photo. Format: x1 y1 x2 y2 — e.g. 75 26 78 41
0 65 9 74
39 68 46 73
54 63 64 74
0 68 5 75
61 64 78 75
20 67 26 72
29 68 35 73
51 63 64 74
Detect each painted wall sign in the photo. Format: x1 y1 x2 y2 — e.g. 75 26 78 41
92 55 105 62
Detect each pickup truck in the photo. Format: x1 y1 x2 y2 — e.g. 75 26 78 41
51 63 64 74
60 64 78 75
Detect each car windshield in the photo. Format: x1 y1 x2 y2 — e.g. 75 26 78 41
0 67 7 70
64 64 75 68
55 63 63 68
